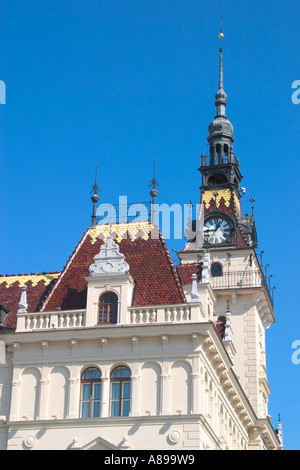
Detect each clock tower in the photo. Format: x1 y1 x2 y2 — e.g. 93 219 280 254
198 34 257 249
177 32 275 421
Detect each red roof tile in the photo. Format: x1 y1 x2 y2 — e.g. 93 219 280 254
176 263 203 285
41 224 186 312
0 273 60 330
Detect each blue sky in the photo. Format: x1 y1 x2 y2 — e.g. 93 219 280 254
0 0 299 450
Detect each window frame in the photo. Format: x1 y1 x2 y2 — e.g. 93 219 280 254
109 366 131 417
98 291 119 324
79 367 102 418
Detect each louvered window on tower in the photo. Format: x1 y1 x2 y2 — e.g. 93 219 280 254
98 292 118 324
211 262 223 277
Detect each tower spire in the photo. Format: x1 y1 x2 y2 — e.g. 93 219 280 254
91 165 100 227
204 26 235 169
218 24 224 89
215 25 227 118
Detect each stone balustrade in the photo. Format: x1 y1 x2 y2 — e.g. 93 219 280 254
16 309 85 332
16 301 205 332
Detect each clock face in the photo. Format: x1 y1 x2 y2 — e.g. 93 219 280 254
204 217 231 245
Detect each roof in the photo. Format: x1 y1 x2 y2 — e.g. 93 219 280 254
41 222 186 313
202 188 241 218
0 223 186 331
0 273 60 330
177 263 203 285
0 223 228 343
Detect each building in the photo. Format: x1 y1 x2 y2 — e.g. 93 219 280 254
0 36 282 451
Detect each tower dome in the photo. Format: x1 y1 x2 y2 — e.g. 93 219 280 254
208 115 234 138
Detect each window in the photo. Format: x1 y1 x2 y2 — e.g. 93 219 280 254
207 173 228 186
98 292 118 324
80 368 102 418
211 262 223 277
110 366 131 417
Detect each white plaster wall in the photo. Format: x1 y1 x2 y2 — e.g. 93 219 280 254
48 366 70 419
170 361 191 415
140 362 161 416
6 414 224 450
20 368 41 421
0 322 279 450
0 363 12 419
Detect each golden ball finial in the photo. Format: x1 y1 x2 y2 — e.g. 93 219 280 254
219 32 224 39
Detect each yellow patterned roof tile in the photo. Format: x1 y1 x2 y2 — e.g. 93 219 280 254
202 189 232 208
89 222 153 244
0 273 60 289
233 193 241 216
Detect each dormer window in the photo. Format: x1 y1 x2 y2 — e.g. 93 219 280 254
98 292 118 324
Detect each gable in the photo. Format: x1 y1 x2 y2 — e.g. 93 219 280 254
79 435 120 450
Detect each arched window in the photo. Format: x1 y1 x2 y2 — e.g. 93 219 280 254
80 368 102 418
110 366 131 417
211 262 223 277
207 173 228 186
98 292 118 324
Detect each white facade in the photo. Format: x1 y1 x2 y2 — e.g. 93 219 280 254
0 235 280 450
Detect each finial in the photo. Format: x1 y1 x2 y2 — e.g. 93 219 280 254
91 165 100 227
149 160 159 200
249 196 256 217
190 273 199 302
213 190 219 210
277 414 284 449
224 299 233 342
17 285 28 314
219 23 224 45
149 160 159 224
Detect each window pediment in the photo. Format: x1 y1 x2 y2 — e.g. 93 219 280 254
89 237 130 277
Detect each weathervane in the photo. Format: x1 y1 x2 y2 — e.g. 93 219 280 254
91 165 100 227
249 196 256 216
149 160 159 224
